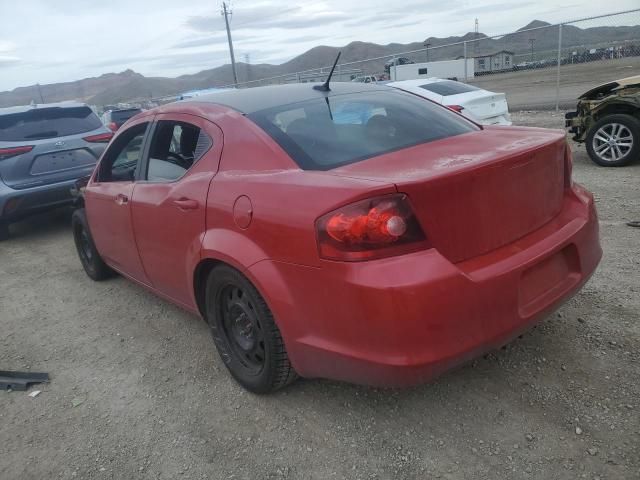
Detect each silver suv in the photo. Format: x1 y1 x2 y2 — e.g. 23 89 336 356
0 102 112 239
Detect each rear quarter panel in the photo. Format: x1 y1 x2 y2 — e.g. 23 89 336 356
200 113 396 269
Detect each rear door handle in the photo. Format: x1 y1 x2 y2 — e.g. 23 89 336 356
115 193 128 205
173 198 199 210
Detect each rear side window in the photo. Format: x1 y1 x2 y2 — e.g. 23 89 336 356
419 81 480 96
111 109 142 123
0 106 103 141
145 120 212 182
248 90 477 170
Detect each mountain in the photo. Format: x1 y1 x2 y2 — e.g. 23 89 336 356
1 19 639 108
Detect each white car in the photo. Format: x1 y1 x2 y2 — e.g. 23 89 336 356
388 78 512 126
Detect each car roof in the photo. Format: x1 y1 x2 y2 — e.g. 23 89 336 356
182 82 390 114
0 101 90 116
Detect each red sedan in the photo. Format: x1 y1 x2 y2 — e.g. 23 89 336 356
73 83 601 393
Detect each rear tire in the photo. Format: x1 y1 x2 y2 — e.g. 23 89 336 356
0 221 9 241
586 114 640 167
205 265 298 393
72 208 113 281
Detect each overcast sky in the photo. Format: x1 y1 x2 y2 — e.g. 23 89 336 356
0 1 638 91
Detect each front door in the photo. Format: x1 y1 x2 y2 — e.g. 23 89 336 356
85 120 151 283
130 113 223 307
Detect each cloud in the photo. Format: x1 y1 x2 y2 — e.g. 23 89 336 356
281 34 328 43
186 4 349 32
461 1 536 15
0 55 20 67
173 33 228 49
343 12 407 27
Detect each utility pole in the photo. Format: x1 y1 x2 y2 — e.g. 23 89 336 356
529 38 535 62
424 42 432 63
474 18 479 56
244 53 251 83
36 83 45 103
221 2 238 86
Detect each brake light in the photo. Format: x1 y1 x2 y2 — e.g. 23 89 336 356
316 194 430 261
447 105 464 112
108 122 118 132
83 132 113 143
0 145 34 161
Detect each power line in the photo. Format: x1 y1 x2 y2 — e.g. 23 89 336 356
221 1 239 85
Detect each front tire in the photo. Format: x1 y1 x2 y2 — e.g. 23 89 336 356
586 114 640 167
205 265 298 393
72 208 114 281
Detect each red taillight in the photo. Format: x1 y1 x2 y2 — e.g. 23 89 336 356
108 122 118 132
447 105 464 112
83 132 113 143
0 145 34 161
316 194 430 261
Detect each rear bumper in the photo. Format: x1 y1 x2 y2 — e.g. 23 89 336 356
250 185 601 387
0 178 79 223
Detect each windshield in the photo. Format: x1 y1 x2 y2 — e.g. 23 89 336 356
0 106 103 141
248 89 477 170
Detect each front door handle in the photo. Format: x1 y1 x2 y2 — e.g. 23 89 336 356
115 193 128 205
173 198 199 210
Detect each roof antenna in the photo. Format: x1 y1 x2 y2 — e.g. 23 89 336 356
314 52 341 92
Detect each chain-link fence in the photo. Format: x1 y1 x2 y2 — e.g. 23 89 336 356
218 8 640 111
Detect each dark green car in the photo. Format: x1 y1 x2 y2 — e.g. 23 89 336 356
565 75 640 167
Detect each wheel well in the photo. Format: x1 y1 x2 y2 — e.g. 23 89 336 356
193 258 224 318
594 104 640 122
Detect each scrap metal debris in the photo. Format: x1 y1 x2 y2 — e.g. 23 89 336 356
0 371 49 391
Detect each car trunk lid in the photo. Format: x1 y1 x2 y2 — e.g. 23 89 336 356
0 135 104 189
329 127 567 263
447 90 509 123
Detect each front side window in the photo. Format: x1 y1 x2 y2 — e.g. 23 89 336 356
98 122 149 182
145 120 212 182
249 90 477 170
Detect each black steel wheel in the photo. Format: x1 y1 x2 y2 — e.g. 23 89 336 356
205 265 298 393
72 209 114 281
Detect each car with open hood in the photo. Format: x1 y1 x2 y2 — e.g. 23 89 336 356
565 75 640 166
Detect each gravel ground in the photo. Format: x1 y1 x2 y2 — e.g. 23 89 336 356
1 111 639 480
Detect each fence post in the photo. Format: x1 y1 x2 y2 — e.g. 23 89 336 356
555 23 563 112
463 41 468 81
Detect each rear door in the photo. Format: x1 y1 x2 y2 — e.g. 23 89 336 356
130 113 222 307
0 105 110 189
84 118 152 283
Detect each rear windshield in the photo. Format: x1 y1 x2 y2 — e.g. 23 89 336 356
0 106 102 141
111 109 142 123
420 80 480 96
248 90 477 170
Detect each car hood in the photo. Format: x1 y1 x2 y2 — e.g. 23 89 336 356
578 75 640 100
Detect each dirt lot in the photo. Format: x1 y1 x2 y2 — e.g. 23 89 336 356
1 111 639 480
469 57 640 110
